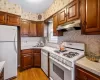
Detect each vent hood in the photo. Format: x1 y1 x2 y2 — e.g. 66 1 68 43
57 20 81 31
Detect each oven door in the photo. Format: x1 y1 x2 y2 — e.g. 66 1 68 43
49 57 74 80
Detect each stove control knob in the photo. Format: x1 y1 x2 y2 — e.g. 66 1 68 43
62 59 65 64
53 55 56 59
64 60 68 66
58 56 60 61
56 56 58 60
60 57 62 62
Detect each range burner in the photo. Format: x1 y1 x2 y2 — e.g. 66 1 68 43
54 50 67 53
63 52 79 58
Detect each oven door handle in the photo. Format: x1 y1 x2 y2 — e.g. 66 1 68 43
49 57 72 71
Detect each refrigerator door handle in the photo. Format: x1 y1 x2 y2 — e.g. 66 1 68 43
14 33 17 54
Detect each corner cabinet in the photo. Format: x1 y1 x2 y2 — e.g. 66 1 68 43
80 0 100 34
21 49 33 70
20 49 41 71
75 65 100 80
21 53 33 70
67 0 79 22
53 14 63 36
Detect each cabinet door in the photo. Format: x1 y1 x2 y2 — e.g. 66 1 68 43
21 53 33 70
21 19 30 36
80 0 100 34
75 66 100 80
0 68 4 80
53 14 63 36
58 8 67 25
37 22 44 37
67 0 79 22
7 14 20 26
33 53 41 67
29 21 37 37
0 12 6 24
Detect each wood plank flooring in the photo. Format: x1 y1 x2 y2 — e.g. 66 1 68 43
13 68 49 80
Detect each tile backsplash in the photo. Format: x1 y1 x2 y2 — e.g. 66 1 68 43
21 37 44 47
46 30 100 56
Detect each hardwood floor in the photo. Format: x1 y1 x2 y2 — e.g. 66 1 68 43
13 68 49 80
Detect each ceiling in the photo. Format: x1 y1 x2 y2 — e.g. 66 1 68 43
8 0 54 13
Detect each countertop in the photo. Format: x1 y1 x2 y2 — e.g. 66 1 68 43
0 61 5 73
76 57 100 76
21 46 43 50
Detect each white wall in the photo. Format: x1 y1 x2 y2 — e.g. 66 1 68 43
21 37 44 47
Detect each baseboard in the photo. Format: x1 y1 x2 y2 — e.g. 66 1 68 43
6 76 17 80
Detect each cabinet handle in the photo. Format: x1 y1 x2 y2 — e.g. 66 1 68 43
83 21 87 26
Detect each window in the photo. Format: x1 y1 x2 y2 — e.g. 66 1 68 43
48 22 58 43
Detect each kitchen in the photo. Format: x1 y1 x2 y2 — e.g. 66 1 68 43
0 0 100 80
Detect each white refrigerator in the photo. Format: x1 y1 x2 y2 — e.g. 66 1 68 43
0 25 18 80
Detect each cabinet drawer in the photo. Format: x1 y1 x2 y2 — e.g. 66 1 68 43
75 66 100 80
21 49 32 54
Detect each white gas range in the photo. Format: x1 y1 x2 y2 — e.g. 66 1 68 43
41 42 85 80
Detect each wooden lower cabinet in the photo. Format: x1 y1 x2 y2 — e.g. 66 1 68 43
21 53 33 70
75 78 79 80
75 65 100 80
0 68 4 80
33 53 41 67
21 49 41 70
33 49 41 67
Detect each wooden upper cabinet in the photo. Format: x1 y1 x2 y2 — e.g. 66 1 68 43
53 14 63 36
7 14 20 26
58 8 67 25
80 0 100 34
0 12 6 24
29 21 37 37
67 0 79 22
36 22 44 37
21 19 30 36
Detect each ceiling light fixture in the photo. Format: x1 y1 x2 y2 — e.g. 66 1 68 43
26 0 43 3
